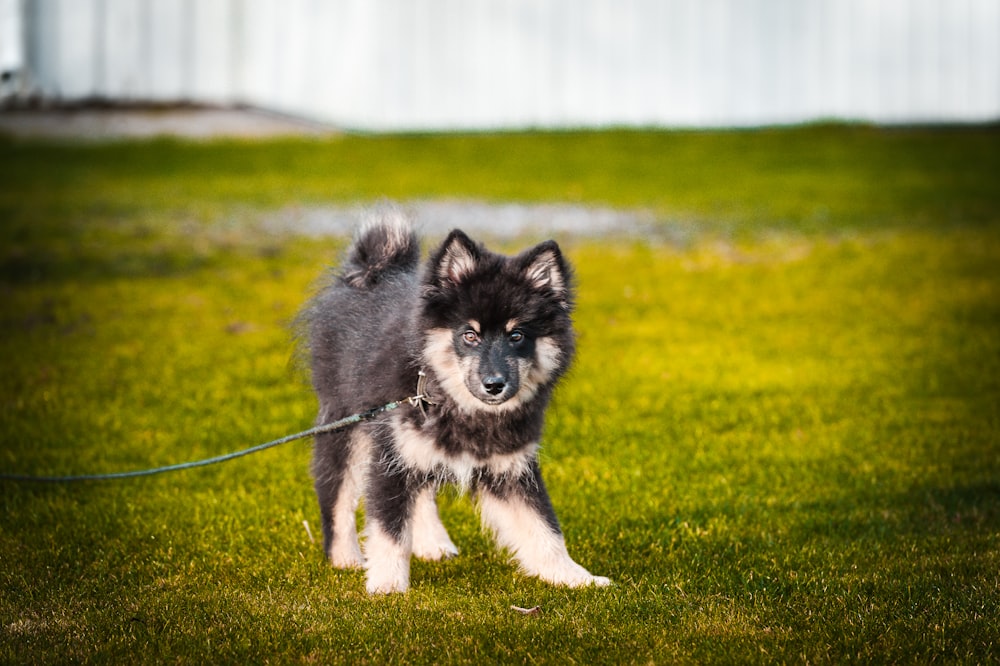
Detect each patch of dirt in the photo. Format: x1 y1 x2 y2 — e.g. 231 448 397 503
259 200 662 241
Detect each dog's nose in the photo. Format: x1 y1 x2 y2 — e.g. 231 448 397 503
482 375 507 396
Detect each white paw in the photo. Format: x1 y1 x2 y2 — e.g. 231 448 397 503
329 546 364 570
412 534 459 562
537 560 612 588
328 535 365 569
365 569 410 594
585 575 613 588
363 522 412 594
410 487 459 562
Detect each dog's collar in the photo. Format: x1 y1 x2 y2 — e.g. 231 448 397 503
410 369 438 418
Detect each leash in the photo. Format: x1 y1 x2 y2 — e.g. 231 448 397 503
0 393 427 484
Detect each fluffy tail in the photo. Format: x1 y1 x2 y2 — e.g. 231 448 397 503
341 206 420 288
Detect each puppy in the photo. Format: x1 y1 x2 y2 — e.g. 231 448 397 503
300 208 609 593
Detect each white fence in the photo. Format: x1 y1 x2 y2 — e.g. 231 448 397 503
13 0 1000 130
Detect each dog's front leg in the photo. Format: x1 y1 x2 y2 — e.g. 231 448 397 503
363 455 417 594
478 461 611 588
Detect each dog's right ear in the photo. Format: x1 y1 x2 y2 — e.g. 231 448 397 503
431 230 481 286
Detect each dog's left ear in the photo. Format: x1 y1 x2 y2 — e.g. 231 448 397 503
432 229 481 286
521 241 572 307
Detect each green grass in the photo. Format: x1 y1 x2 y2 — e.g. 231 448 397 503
1 126 999 663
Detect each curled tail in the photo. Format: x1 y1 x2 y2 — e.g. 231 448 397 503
342 206 420 288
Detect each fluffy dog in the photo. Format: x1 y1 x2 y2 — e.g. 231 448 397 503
300 208 610 593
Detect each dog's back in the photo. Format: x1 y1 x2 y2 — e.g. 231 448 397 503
303 208 422 417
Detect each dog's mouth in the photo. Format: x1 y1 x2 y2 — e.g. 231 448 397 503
472 385 516 405
477 392 514 406
469 375 518 406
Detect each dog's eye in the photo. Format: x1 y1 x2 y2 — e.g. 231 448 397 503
509 329 525 344
462 330 480 345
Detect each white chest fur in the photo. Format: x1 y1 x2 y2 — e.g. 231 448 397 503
386 415 538 490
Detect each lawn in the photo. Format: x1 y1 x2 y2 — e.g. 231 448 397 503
1 126 998 663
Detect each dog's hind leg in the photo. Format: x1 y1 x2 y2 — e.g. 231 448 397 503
477 461 611 588
411 486 459 561
313 427 370 569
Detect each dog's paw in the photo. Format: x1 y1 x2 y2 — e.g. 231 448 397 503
412 534 460 562
411 491 459 562
537 560 612 588
558 571 613 588
329 539 365 569
330 550 365 570
363 523 411 594
365 571 410 594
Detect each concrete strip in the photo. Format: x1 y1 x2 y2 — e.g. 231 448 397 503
0 106 338 140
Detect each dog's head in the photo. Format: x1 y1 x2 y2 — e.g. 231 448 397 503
420 230 575 413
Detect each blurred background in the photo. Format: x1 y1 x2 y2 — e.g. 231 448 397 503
2 0 998 131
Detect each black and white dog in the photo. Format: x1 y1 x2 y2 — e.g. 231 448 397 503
300 208 610 593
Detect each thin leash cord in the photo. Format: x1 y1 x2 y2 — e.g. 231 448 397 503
0 395 421 484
